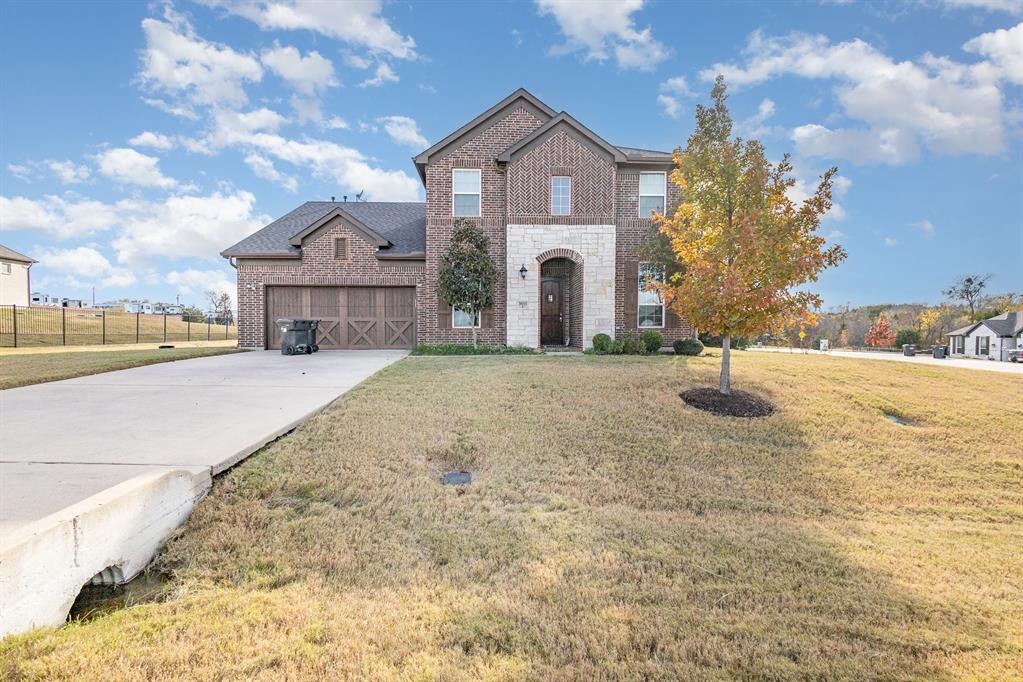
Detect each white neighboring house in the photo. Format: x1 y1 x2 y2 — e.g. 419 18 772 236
946 311 1023 361
0 245 36 306
123 301 153 314
31 292 61 307
152 302 184 315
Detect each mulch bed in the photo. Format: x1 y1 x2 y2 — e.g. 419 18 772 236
680 387 775 418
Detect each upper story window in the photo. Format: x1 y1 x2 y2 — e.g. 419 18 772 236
1 263 11 275
639 172 666 218
551 176 571 216
452 169 481 217
638 262 665 328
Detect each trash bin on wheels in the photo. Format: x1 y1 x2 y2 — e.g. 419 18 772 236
902 344 916 357
276 319 320 355
932 345 947 359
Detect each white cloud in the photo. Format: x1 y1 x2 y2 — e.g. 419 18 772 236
200 0 418 60
94 148 178 189
536 0 668 70
911 219 936 238
1 191 269 263
344 52 373 69
324 116 350 130
112 191 268 264
166 268 237 307
359 63 399 87
244 153 298 192
7 164 34 181
45 160 91 184
0 195 120 239
657 76 692 119
962 22 1023 84
261 43 337 95
130 131 176 150
884 237 898 247
35 246 136 288
138 7 262 115
703 27 1019 164
737 98 777 137
941 0 1022 14
378 115 428 148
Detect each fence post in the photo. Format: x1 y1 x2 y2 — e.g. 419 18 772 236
12 304 17 348
163 312 167 342
102 310 106 345
187 318 191 342
62 307 67 346
207 318 211 341
225 319 228 339
136 313 140 344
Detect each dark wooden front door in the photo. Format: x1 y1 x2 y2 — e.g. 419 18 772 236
540 279 563 345
265 286 416 349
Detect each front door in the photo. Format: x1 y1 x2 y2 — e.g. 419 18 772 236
540 279 563 346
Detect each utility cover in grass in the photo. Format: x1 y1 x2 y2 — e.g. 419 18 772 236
442 471 472 485
680 388 774 418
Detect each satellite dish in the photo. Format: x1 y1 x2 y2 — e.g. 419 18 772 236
355 190 365 202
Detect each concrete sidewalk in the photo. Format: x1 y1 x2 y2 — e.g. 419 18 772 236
750 346 1023 375
0 350 406 636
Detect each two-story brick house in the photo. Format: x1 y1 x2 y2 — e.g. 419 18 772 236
223 88 693 350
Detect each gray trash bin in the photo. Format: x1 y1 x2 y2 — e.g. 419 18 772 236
902 344 916 357
276 318 320 355
932 345 946 359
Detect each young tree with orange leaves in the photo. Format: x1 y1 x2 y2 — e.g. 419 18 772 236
653 76 846 395
865 312 895 348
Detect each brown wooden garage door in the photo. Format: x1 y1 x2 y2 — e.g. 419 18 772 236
266 286 415 349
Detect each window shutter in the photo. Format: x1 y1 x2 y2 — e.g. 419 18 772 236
438 302 452 329
481 306 494 328
624 260 639 329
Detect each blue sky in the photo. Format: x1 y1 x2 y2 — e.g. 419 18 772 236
1 0 1020 310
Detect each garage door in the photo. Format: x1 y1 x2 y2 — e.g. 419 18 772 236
266 286 415 349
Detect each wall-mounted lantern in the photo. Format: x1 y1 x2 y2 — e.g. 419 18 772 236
519 264 528 279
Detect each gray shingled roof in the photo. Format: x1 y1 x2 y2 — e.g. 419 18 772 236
222 201 426 258
0 244 36 263
947 311 1023 337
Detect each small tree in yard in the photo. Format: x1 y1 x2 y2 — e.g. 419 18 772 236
437 218 497 350
653 76 846 396
205 289 234 324
865 312 895 348
895 328 921 347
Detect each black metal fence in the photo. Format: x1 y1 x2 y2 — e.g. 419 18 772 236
0 305 237 348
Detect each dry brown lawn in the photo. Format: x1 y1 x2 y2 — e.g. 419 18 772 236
2 352 1021 680
0 346 243 388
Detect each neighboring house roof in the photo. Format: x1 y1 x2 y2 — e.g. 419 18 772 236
615 146 675 162
946 311 1023 337
221 202 426 258
0 244 36 264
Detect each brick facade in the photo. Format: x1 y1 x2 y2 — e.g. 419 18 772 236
420 106 545 344
232 91 695 350
236 218 425 348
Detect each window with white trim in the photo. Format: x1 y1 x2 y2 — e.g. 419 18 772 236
638 262 664 328
1 263 11 275
952 336 964 354
452 169 481 217
452 307 481 328
976 336 989 355
639 172 666 218
551 176 571 216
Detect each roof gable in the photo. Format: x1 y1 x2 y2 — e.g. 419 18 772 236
288 207 392 249
412 88 556 181
0 244 36 264
496 112 626 163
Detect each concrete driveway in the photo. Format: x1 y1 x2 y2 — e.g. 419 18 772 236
0 349 406 636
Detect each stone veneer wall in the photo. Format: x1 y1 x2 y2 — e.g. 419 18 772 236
506 225 615 349
235 219 425 348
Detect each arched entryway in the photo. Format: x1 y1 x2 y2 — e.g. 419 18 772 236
536 249 584 349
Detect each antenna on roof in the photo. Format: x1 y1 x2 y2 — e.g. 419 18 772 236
355 190 365 202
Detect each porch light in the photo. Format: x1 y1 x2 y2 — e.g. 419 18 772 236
519 264 528 279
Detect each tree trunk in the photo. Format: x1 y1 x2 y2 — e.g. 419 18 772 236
471 323 478 351
719 335 732 395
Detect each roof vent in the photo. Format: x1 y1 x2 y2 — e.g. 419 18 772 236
330 196 335 202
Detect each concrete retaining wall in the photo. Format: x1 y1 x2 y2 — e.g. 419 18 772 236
0 467 210 637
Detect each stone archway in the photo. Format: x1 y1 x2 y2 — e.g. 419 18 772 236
536 250 584 348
